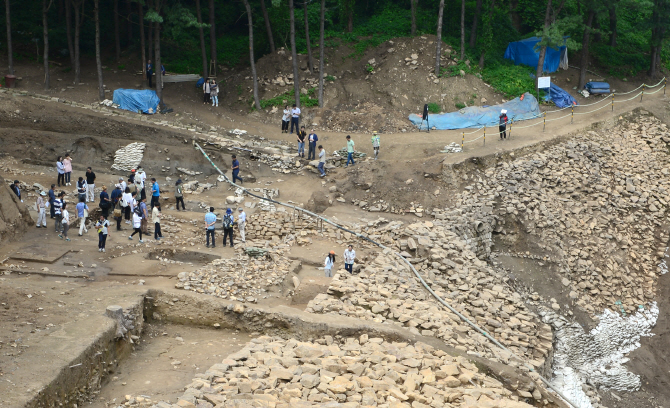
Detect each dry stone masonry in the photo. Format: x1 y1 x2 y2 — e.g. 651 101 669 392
111 142 146 172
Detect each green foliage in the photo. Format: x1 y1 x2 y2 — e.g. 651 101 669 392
365 64 375 73
236 84 243 96
118 64 126 70
455 102 466 110
259 88 319 109
218 35 249 68
427 103 441 114
439 60 474 78
481 62 536 98
591 43 649 78
326 75 336 82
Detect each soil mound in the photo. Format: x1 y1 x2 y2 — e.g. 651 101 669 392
0 183 33 241
219 36 506 134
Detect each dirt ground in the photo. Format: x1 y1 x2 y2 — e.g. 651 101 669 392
0 50 670 407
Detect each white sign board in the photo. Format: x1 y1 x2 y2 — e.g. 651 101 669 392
538 76 551 89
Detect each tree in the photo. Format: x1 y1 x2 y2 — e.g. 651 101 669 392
115 0 121 62
342 0 354 33
146 0 164 105
410 0 417 36
5 0 13 75
648 0 670 77
209 0 216 70
460 0 465 60
72 0 84 84
578 8 596 88
536 0 554 84
195 0 208 77
65 0 75 67
469 0 482 48
304 0 314 74
260 0 275 53
139 0 146 77
95 0 105 101
534 0 567 86
127 0 133 44
242 0 260 110
289 0 301 108
435 0 445 74
147 0 153 63
608 2 617 46
43 0 54 90
318 0 325 107
478 0 495 68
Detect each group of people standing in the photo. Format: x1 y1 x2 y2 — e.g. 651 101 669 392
204 206 246 248
203 78 219 107
323 245 356 277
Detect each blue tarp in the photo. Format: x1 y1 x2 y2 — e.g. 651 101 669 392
409 93 541 130
504 37 566 73
586 81 610 94
112 89 160 114
547 82 578 108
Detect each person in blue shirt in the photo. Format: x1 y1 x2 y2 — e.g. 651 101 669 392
10 180 21 202
204 207 217 248
150 178 160 210
231 155 243 184
48 184 56 218
147 60 153 88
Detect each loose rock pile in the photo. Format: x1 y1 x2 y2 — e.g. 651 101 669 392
138 336 540 408
306 221 553 371
446 113 670 315
111 142 146 172
175 245 295 303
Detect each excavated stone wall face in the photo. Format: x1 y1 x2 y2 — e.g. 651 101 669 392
0 183 33 241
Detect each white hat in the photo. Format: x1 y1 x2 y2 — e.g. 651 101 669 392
501 109 507 114
40 191 46 196
238 207 243 211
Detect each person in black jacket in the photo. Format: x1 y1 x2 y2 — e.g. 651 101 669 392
499 109 508 140
10 180 22 202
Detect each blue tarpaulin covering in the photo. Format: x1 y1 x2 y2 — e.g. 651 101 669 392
409 93 541 130
112 89 160 114
547 82 578 108
585 81 610 94
504 37 567 73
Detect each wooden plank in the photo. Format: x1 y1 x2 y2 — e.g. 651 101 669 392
162 74 201 83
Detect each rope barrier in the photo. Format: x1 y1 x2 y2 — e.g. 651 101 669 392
193 142 581 408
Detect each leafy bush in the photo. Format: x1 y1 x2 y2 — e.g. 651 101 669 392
591 44 649 78
259 88 319 109
427 102 441 113
326 75 336 82
439 60 474 78
481 62 536 98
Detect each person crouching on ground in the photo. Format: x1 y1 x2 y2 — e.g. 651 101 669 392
324 251 336 277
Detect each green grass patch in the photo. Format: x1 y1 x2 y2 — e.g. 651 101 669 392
427 102 441 113
259 88 319 109
117 64 126 70
481 62 536 99
326 75 336 82
455 102 466 110
439 60 475 78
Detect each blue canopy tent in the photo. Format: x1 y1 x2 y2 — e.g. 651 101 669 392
504 37 568 73
112 89 160 114
409 93 541 130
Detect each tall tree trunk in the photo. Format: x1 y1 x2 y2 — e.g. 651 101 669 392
508 0 521 31
478 0 495 68
289 0 301 108
114 0 121 62
347 3 353 32
469 0 482 48
155 0 163 106
73 0 82 84
304 0 314 74
195 0 208 78
126 0 132 45
318 0 325 107
209 0 216 70
5 0 13 75
608 4 617 46
147 0 153 63
578 9 595 89
43 0 52 90
536 0 553 86
95 0 104 101
435 0 445 74
260 0 275 53
460 0 465 59
410 0 417 36
242 0 261 110
139 0 146 77
65 0 74 67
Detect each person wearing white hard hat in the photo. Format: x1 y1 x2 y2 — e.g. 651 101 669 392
499 109 508 140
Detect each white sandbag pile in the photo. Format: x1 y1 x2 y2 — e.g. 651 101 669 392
111 142 146 172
